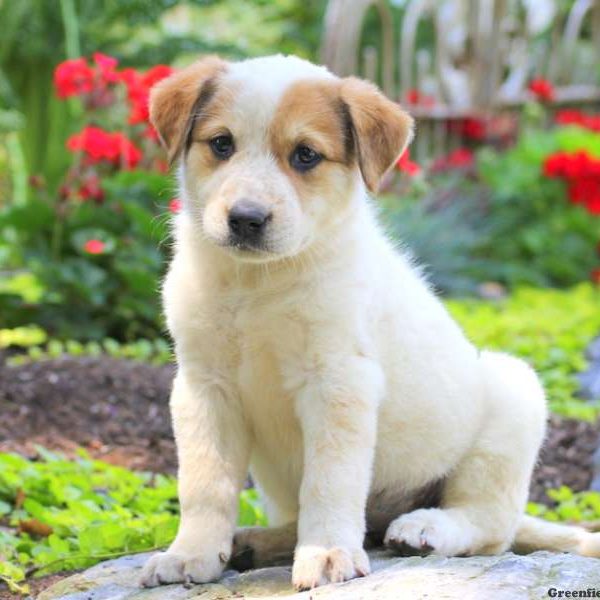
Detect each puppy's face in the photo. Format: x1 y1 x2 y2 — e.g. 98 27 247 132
150 55 413 262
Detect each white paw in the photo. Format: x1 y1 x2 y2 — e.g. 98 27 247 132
384 508 475 557
139 550 226 587
292 545 370 590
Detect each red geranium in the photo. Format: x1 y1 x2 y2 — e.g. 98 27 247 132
119 64 173 126
528 78 555 102
54 58 95 98
396 149 421 176
544 150 600 215
405 89 436 108
431 148 474 173
555 110 600 133
93 52 119 84
459 118 487 141
54 54 120 99
83 239 105 254
67 126 142 169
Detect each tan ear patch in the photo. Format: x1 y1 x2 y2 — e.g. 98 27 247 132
149 56 226 165
340 77 414 192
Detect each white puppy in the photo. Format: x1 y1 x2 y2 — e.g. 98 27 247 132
140 55 600 590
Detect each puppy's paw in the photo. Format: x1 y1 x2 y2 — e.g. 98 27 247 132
292 545 370 590
139 550 226 587
384 508 474 557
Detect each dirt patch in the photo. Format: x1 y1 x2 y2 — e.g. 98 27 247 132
530 413 599 504
0 356 598 502
0 356 176 474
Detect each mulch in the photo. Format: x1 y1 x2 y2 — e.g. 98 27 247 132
0 354 598 504
0 355 176 474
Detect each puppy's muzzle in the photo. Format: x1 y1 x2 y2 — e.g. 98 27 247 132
228 200 271 248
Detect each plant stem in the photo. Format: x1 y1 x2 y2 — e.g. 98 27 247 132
59 0 81 59
6 132 27 206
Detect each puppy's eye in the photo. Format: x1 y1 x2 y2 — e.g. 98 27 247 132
209 135 235 160
290 144 322 172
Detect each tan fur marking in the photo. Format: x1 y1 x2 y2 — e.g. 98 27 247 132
270 80 351 168
149 56 226 164
268 80 355 205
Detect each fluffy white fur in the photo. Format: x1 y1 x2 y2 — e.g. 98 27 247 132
140 55 600 591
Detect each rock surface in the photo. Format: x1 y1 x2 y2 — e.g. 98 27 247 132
38 550 600 600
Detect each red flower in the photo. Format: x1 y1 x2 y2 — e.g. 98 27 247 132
544 150 600 215
169 198 182 214
396 149 421 176
460 118 486 141
119 65 173 125
555 110 600 133
142 65 173 88
528 78 555 102
432 148 474 172
67 126 142 169
54 58 95 98
93 52 119 84
83 239 105 254
405 89 435 108
112 132 143 168
592 268 600 284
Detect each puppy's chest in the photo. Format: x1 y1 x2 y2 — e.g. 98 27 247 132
229 299 313 438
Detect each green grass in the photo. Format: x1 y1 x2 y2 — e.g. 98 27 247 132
448 284 600 420
0 448 265 594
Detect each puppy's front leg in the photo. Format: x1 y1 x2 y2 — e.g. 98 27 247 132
140 370 250 586
292 356 383 590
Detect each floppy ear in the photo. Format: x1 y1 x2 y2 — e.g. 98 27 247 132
340 77 414 192
149 56 226 165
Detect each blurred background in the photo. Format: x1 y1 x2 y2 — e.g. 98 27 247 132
1 1 600 597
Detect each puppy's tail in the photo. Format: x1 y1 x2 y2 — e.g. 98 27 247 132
514 515 600 557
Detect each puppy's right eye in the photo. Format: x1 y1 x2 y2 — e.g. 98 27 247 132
290 144 322 172
209 135 235 160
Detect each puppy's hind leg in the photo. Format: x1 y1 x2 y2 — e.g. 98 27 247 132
385 352 547 557
230 523 297 570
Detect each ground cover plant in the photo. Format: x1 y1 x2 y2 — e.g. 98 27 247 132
0 449 266 595
449 284 600 420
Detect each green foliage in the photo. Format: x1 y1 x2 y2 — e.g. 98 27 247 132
0 170 173 341
474 127 600 288
448 284 600 420
0 325 47 349
4 335 173 367
0 449 266 591
383 125 600 294
380 187 501 296
528 486 600 523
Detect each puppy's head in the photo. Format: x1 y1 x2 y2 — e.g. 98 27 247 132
151 55 413 262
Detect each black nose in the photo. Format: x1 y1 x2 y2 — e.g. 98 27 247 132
228 200 270 243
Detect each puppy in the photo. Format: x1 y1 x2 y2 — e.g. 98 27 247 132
140 55 600 590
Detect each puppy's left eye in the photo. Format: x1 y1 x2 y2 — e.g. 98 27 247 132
290 144 322 172
209 134 235 160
